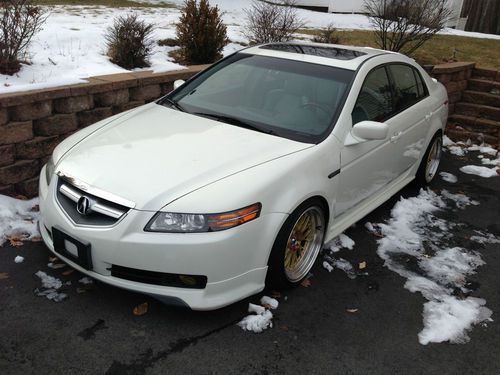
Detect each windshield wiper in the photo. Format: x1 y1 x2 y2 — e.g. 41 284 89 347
160 97 185 112
194 112 276 135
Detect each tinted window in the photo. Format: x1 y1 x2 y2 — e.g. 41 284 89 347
170 54 354 143
389 64 422 111
352 67 393 125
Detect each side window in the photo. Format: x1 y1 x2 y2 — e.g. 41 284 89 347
352 67 394 125
413 68 428 98
389 64 422 112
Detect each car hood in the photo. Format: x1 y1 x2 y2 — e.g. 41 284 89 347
57 103 312 210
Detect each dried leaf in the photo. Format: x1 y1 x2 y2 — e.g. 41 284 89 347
358 261 366 270
62 269 74 276
0 272 9 280
31 236 42 242
261 304 273 310
300 278 311 288
346 308 358 313
280 325 289 331
9 239 24 247
133 302 149 316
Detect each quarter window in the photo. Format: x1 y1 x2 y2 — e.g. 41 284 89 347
352 67 394 125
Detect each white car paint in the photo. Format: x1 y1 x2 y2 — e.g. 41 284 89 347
39 43 447 310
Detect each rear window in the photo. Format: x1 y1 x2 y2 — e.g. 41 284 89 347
389 64 427 112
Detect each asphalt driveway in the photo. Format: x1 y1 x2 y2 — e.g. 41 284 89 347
0 151 499 375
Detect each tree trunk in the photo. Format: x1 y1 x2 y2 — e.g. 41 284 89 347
464 0 500 35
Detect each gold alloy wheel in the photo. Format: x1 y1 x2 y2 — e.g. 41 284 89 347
425 136 442 183
284 206 325 282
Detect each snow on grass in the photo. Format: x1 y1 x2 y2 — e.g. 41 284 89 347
0 195 40 247
440 172 458 183
34 270 69 302
238 295 279 333
14 255 25 263
373 188 493 345
459 165 499 178
3 1 500 93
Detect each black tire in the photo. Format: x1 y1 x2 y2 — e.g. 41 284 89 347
266 198 326 290
414 132 442 187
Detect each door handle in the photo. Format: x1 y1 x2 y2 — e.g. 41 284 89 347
390 131 402 143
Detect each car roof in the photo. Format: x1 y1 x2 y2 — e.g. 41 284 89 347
242 42 391 71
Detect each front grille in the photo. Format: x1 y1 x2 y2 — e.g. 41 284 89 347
111 265 207 289
56 177 130 226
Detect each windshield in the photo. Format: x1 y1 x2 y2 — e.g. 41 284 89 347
167 53 354 143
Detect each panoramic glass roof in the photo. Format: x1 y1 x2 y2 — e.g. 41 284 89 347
259 44 367 61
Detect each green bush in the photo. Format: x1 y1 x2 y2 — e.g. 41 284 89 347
175 0 228 64
105 14 155 69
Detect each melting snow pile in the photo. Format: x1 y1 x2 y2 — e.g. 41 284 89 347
459 165 498 178
322 234 358 278
14 256 25 263
238 296 279 333
439 172 458 183
0 195 40 246
442 136 499 178
368 188 495 345
34 271 69 302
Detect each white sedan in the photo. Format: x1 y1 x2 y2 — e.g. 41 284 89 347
39 43 448 310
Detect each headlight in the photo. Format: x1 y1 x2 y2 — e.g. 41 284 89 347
145 203 262 233
45 157 55 185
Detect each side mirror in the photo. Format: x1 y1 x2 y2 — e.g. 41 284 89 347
173 79 185 90
352 121 388 141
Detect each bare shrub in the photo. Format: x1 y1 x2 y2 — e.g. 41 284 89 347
105 14 155 69
243 0 305 44
175 0 228 64
0 0 47 75
312 23 342 44
364 0 452 55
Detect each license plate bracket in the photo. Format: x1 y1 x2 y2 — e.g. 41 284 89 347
52 226 93 270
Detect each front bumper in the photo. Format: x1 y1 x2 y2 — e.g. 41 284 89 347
38 166 287 310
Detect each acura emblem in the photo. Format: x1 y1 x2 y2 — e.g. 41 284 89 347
77 196 92 216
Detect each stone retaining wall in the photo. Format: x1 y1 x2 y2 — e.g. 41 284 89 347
431 61 475 115
0 65 207 197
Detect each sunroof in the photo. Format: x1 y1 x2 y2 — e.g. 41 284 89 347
259 44 366 60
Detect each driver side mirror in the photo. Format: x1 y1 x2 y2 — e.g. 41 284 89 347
347 121 389 145
173 79 185 90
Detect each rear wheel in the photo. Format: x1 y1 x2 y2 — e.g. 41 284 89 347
415 132 442 186
266 200 326 290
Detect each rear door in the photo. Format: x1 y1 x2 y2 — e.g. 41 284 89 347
386 64 432 175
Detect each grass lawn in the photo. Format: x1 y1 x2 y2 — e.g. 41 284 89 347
35 0 176 8
301 29 500 69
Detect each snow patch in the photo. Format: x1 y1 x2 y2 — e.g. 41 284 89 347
34 271 68 302
238 295 278 333
460 165 498 178
325 233 355 253
79 276 93 285
373 189 493 345
439 172 458 183
14 255 25 263
0 195 40 246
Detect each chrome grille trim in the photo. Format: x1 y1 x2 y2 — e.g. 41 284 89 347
59 183 126 219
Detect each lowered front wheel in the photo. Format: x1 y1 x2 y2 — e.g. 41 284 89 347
267 200 326 289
